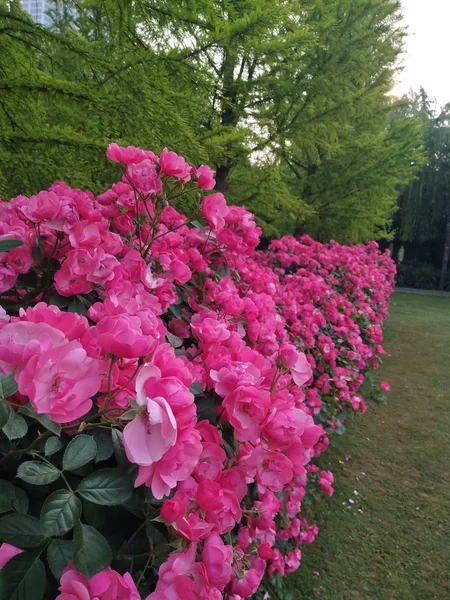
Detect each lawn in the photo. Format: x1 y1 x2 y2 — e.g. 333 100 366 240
284 293 450 599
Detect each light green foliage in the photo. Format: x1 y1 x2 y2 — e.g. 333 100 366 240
0 0 424 241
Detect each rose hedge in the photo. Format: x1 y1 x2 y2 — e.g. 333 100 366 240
0 145 395 600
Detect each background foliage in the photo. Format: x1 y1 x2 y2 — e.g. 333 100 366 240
0 0 425 241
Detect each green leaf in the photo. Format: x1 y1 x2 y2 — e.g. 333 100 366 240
73 522 112 578
189 381 204 395
44 436 63 457
68 296 87 316
89 429 114 462
48 293 71 309
2 412 27 440
18 405 61 436
17 461 60 485
166 332 182 348
0 551 46 600
76 469 133 506
0 513 46 547
0 400 11 429
11 487 29 515
0 239 24 252
41 490 82 537
47 539 74 580
0 372 18 400
63 435 97 471
111 429 128 470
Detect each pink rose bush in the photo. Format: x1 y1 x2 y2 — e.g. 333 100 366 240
0 144 394 600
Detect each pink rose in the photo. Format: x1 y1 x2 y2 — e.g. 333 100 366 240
201 193 229 231
94 315 157 358
17 341 101 423
126 160 162 195
57 562 139 600
223 386 271 442
0 543 23 569
190 313 230 344
380 381 390 392
20 191 61 222
19 302 89 340
195 165 216 190
0 321 65 374
202 532 233 590
159 148 190 180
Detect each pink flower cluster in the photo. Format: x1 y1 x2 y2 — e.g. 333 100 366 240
0 143 394 599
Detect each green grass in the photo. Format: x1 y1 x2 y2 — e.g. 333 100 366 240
284 293 450 600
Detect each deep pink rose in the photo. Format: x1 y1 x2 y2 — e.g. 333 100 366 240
202 532 233 590
94 315 157 358
195 165 216 190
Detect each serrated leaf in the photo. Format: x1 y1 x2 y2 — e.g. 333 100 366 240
76 469 133 506
0 551 46 600
11 486 29 515
41 490 82 537
89 429 114 462
111 429 128 470
44 436 63 457
18 404 61 436
63 435 97 471
73 522 112 578
0 400 11 429
17 461 60 485
0 513 47 547
2 412 27 440
118 409 138 421
0 239 24 252
0 372 18 401
47 539 74 580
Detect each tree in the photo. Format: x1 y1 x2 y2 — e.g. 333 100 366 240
396 89 450 289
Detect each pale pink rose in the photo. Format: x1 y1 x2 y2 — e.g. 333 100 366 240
202 532 233 590
195 165 216 190
223 386 271 442
278 343 313 387
20 191 61 222
0 543 23 569
201 192 229 231
123 398 177 467
17 341 101 423
57 562 139 600
0 321 66 374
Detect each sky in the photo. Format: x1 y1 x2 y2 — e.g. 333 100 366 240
393 0 450 107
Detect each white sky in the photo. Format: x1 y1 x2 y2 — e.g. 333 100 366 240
393 0 450 107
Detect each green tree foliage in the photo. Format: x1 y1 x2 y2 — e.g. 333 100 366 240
0 0 424 241
396 89 450 288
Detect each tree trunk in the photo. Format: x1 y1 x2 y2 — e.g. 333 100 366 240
215 46 238 194
439 209 450 289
